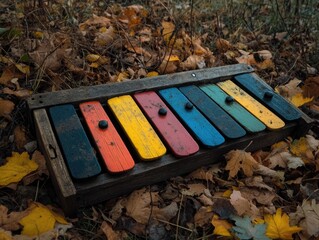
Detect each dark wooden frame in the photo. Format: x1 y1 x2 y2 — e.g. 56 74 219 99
28 64 313 216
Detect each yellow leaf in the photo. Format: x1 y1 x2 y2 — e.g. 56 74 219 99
264 208 302 240
290 137 314 163
146 71 159 77
89 62 100 68
15 64 30 75
117 72 129 82
211 214 232 237
19 203 68 236
289 92 313 107
222 189 233 198
86 54 100 62
167 55 180 62
33 31 44 39
161 21 175 43
225 150 259 179
0 152 38 186
0 229 13 240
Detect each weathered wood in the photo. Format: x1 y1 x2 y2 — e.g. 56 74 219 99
29 65 313 217
200 84 266 133
27 64 254 110
79 101 135 173
74 120 300 208
134 91 199 157
33 109 77 215
179 85 246 139
218 80 285 130
159 88 225 147
49 105 101 179
234 73 301 121
108 95 166 160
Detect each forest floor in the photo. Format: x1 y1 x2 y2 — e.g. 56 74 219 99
0 0 319 239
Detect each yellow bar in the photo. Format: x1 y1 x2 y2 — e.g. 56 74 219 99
108 95 166 160
217 80 285 130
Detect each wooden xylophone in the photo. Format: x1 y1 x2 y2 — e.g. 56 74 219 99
27 64 313 215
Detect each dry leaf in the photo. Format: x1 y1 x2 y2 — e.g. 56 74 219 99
290 137 314 163
180 183 207 196
215 38 233 53
303 76 319 98
290 92 313 107
0 65 24 86
0 152 38 186
0 99 15 120
23 150 49 185
95 25 115 47
275 78 303 98
194 207 214 227
13 125 28 150
2 88 32 98
125 188 159 224
290 199 319 238
0 205 29 231
211 214 232 237
161 21 175 44
240 187 275 205
180 55 205 70
101 221 127 240
19 202 68 236
230 190 260 218
225 150 259 179
146 71 159 77
0 229 13 240
264 208 302 240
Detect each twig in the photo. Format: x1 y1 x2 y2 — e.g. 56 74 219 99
175 193 184 240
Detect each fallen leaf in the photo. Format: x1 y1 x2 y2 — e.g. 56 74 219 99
230 190 260 218
19 202 68 236
290 199 319 238
240 187 275 205
0 152 38 186
231 215 270 240
0 65 24 86
117 71 130 82
101 221 127 240
15 63 30 75
290 137 314 163
180 183 207 196
161 21 175 44
13 125 28 150
180 55 205 70
225 150 259 179
275 78 303 98
2 88 32 98
255 165 285 181
86 54 100 62
0 99 15 120
125 188 156 224
79 14 111 35
303 76 319 98
264 208 302 240
211 214 232 237
243 176 273 191
215 38 233 53
0 229 13 240
290 92 313 107
23 150 49 185
146 71 159 77
95 25 115 47
0 205 29 231
212 199 237 219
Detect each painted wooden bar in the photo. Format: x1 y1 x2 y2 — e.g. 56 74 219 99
179 85 246 139
234 73 301 121
217 80 285 130
200 84 266 133
107 95 166 160
134 91 199 157
158 88 225 147
49 104 101 179
79 101 135 173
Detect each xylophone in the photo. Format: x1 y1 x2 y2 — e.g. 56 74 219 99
27 64 313 215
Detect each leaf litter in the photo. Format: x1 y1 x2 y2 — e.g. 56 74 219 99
0 0 319 239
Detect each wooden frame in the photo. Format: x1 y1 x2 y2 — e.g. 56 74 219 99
28 64 313 216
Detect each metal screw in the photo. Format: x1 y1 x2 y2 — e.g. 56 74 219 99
158 107 167 116
225 96 234 103
98 120 108 129
185 102 194 110
264 91 273 99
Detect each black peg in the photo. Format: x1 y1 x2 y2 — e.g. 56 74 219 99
264 91 273 99
225 96 234 104
98 120 108 129
185 102 193 110
158 107 167 116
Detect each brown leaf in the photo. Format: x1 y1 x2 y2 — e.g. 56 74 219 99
0 99 15 120
180 183 207 196
23 150 49 185
0 205 30 231
14 125 28 150
225 150 259 179
243 176 273 191
180 55 205 70
125 188 160 224
303 76 319 98
0 65 24 86
2 88 32 98
215 38 233 53
230 190 260 218
240 187 275 205
194 206 214 227
101 221 127 240
79 14 111 35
